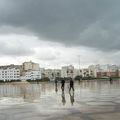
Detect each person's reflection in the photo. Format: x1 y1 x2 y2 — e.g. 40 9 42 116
61 79 65 92
55 83 58 93
78 76 82 84
69 91 75 106
20 86 26 99
109 77 113 84
55 79 58 93
110 80 113 84
61 91 66 105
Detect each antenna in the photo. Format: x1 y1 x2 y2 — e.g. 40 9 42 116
78 55 80 76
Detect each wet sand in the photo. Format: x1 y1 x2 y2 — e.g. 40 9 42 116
0 80 120 120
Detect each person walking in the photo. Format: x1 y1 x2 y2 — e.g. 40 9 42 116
69 78 74 92
61 78 65 92
109 77 113 84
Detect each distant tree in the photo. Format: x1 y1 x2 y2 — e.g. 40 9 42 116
42 77 50 81
83 72 86 77
74 76 81 80
57 72 60 77
87 74 89 77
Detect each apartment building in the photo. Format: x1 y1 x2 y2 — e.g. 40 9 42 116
61 65 74 78
44 69 61 81
22 61 39 71
20 70 41 80
88 64 119 78
0 65 21 81
21 61 41 80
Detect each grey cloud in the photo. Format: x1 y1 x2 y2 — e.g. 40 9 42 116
0 26 33 35
0 40 35 56
35 48 59 61
37 55 56 61
0 0 120 51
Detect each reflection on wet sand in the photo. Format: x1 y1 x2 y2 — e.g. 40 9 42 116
0 82 41 102
69 91 74 106
0 80 120 104
1 80 120 120
55 82 58 93
61 91 66 105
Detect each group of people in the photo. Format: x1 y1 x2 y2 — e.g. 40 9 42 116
54 77 113 106
55 78 75 105
55 78 74 92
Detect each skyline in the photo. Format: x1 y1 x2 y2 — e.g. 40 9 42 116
0 0 120 68
0 60 119 70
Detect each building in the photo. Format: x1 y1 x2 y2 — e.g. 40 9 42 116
20 70 41 80
44 69 61 81
0 65 21 81
78 68 94 78
118 69 120 77
40 68 46 79
88 65 98 78
53 69 61 78
21 61 41 80
61 65 95 79
89 64 119 78
73 69 80 78
22 61 39 71
61 65 74 78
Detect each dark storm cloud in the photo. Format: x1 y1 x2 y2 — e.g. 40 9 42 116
0 0 120 50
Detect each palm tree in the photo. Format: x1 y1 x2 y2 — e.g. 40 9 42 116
52 73 54 79
57 72 60 77
83 72 86 77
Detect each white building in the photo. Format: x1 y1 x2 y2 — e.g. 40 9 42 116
61 65 74 78
44 69 61 80
20 70 41 80
80 68 93 77
73 69 79 78
0 67 21 81
21 61 41 80
88 64 119 78
88 65 98 77
40 68 45 79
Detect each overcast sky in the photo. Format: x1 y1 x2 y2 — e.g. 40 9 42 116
0 0 120 68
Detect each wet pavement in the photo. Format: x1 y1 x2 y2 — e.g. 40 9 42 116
0 80 120 120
